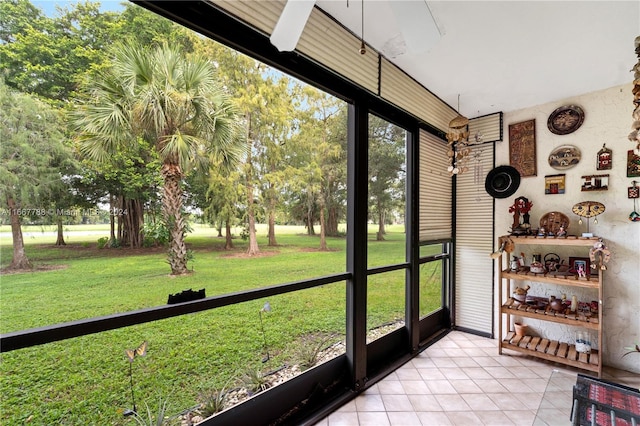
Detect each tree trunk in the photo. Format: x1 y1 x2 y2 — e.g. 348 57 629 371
224 218 233 250
376 207 386 241
7 197 31 270
121 198 143 248
162 162 189 275
109 194 116 245
55 216 66 246
326 204 339 237
267 204 277 246
245 115 260 256
319 201 328 251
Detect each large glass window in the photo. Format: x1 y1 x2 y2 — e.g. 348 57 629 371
367 114 407 268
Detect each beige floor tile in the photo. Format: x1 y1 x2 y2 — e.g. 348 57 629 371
486 392 527 411
452 357 480 368
438 367 470 380
459 393 501 411
336 399 357 412
361 384 380 395
401 380 431 395
512 392 543 411
503 409 536 425
395 367 421 381
426 380 458 394
378 380 406 395
387 411 422 425
381 394 414 412
445 410 483 424
462 347 492 357
326 411 359 426
357 411 391 426
463 367 494 380
473 356 503 367
417 368 446 381
354 394 385 411
448 379 483 394
526 378 553 392
416 411 452 425
533 407 570 426
313 416 329 426
484 366 518 379
475 410 517 425
434 394 471 411
407 394 442 411
472 379 509 393
411 357 437 369
431 357 459 368
494 355 526 367
498 378 534 393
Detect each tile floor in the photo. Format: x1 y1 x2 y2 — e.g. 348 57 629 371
312 331 640 426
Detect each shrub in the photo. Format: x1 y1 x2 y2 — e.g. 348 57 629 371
97 237 109 249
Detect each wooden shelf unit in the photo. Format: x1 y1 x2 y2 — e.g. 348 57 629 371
498 235 604 377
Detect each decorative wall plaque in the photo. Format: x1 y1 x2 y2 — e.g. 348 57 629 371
509 119 537 177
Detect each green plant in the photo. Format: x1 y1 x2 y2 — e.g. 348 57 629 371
241 368 270 395
130 398 175 426
97 236 109 249
297 333 340 370
143 221 170 247
198 383 230 418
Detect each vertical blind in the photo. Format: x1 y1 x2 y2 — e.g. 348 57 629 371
454 144 495 335
208 0 458 133
418 129 452 242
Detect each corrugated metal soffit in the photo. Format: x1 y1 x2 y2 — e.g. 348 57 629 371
380 59 457 133
454 143 494 335
468 112 503 144
419 129 452 242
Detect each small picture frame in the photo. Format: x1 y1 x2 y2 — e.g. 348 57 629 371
545 174 566 194
596 144 612 170
628 150 640 177
581 174 609 191
569 257 591 277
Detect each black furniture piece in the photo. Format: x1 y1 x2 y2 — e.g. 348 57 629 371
571 374 640 426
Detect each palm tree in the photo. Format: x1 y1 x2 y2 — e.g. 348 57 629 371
73 42 242 274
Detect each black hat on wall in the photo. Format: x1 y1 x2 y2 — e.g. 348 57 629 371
485 166 521 198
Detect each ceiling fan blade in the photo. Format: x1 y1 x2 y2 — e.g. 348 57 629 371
270 0 316 52
389 0 441 54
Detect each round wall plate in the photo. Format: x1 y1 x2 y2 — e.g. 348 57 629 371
547 105 585 135
539 211 570 235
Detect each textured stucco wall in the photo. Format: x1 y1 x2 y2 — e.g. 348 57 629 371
494 83 640 373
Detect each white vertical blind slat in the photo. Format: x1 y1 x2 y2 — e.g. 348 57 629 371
419 130 452 242
454 144 494 334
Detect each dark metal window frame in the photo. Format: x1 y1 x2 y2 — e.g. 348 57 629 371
0 2 455 423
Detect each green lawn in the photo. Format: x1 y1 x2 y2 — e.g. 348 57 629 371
0 225 442 425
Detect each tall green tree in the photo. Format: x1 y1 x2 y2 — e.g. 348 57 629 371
0 80 72 269
73 42 242 274
0 0 120 103
368 116 406 240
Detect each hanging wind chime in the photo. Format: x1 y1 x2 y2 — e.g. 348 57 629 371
446 96 470 175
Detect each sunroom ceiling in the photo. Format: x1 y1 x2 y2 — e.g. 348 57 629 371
314 1 639 118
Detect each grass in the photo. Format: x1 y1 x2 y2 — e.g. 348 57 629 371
0 224 442 425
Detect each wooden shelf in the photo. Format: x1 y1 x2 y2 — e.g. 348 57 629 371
498 236 604 377
502 331 600 373
501 235 601 246
501 269 600 289
501 298 599 330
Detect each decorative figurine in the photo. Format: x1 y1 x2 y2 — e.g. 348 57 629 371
509 196 534 235
557 225 567 237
